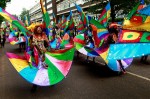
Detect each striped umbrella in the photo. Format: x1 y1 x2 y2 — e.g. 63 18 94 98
6 47 75 86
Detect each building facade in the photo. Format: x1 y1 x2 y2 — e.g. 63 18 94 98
29 0 54 23
29 0 100 24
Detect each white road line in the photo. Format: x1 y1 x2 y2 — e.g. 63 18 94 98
127 72 150 81
89 58 150 81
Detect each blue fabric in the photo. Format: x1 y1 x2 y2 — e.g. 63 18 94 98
50 39 57 49
0 7 2 12
75 3 82 13
140 0 145 4
138 5 150 15
20 66 38 83
107 43 150 60
107 60 118 71
105 2 111 11
97 30 108 38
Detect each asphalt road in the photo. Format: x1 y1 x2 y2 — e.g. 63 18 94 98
0 42 150 99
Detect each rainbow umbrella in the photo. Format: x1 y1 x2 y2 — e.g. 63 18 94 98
6 47 75 86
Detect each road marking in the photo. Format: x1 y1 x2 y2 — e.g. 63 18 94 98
127 72 150 81
88 58 150 81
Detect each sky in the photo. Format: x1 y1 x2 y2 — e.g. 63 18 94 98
6 0 38 15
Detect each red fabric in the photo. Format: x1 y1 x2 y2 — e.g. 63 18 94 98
130 16 143 24
90 25 101 48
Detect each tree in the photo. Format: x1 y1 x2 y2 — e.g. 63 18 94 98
20 8 29 23
0 0 11 24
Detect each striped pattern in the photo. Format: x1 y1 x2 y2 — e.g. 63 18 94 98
98 2 111 27
75 4 88 27
68 11 75 30
6 47 75 86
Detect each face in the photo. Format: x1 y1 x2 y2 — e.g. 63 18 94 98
37 27 42 34
113 33 118 42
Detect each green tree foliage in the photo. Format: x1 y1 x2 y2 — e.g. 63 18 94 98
20 8 29 23
0 0 11 24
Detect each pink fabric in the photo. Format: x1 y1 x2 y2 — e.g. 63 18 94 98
45 54 72 76
6 52 26 60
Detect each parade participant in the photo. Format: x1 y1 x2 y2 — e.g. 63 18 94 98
19 32 26 51
1 28 6 48
0 28 2 47
86 36 95 63
29 25 49 69
107 26 126 74
140 55 149 64
85 26 95 63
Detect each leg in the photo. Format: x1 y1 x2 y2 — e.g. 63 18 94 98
118 60 126 73
77 51 80 58
93 57 95 63
143 55 149 65
31 84 37 93
140 56 144 62
86 56 90 63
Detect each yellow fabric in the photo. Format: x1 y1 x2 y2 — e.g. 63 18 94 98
145 16 150 23
0 12 12 23
122 32 140 40
40 0 46 14
100 48 109 64
97 29 107 33
10 41 16 45
123 19 150 32
27 22 41 31
107 10 111 19
9 58 29 72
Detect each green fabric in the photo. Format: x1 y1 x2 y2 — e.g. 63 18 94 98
60 40 69 48
46 56 64 85
98 39 104 47
140 32 150 42
46 48 75 61
75 43 83 50
12 20 27 36
43 12 50 28
98 12 107 23
89 17 105 29
126 3 140 20
76 34 84 40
